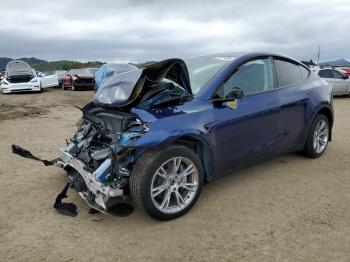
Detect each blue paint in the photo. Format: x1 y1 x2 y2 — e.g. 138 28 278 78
94 158 112 183
124 52 334 181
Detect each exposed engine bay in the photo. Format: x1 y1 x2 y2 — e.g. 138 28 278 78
5 60 35 83
56 102 149 213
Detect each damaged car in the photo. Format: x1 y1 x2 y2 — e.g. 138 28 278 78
0 60 55 93
62 68 98 91
13 52 333 220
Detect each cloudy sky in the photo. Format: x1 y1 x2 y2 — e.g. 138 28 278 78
0 0 349 63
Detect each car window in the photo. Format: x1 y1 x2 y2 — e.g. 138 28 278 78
318 69 333 78
274 59 303 87
299 66 310 80
218 58 274 97
332 70 345 79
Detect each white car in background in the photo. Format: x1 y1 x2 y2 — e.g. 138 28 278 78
316 68 350 96
0 60 58 94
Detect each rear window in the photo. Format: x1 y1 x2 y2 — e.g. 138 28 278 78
332 70 345 79
318 69 333 78
274 59 303 87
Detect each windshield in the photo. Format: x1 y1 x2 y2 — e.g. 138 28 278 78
186 53 242 94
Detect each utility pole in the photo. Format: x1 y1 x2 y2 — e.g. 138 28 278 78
317 46 321 64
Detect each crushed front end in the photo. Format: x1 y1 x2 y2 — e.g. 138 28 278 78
57 103 148 213
11 58 191 216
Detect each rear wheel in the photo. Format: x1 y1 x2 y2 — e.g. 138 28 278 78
302 114 329 158
62 82 67 90
129 145 204 220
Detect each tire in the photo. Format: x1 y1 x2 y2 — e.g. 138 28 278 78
302 114 330 158
129 145 204 220
72 84 77 91
62 83 67 90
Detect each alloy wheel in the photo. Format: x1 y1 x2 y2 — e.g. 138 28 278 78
313 119 329 154
150 157 199 214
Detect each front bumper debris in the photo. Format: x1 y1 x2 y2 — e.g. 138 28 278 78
57 143 124 214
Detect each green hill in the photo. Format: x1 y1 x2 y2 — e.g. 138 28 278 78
0 57 46 70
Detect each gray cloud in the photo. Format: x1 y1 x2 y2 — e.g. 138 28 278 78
0 0 349 62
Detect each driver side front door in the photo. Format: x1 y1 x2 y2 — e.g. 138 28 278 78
208 57 283 177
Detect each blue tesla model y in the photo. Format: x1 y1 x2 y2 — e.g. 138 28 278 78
14 52 333 220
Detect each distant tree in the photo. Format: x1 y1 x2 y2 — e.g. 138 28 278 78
301 60 316 66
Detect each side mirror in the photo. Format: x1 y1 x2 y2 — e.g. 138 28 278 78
213 87 244 103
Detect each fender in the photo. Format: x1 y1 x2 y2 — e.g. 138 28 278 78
130 129 215 180
303 103 334 146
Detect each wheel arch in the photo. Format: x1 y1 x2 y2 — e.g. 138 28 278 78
171 135 214 182
307 105 333 142
318 106 333 129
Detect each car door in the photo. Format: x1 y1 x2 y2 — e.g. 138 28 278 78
331 69 349 95
40 73 59 88
273 58 311 150
208 57 283 176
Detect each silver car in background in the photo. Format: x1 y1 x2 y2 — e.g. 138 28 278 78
316 68 350 96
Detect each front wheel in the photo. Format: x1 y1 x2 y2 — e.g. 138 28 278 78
302 114 330 158
129 145 204 220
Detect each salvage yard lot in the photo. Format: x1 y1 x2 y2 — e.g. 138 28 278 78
0 89 349 261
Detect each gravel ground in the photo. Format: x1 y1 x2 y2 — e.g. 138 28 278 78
0 89 349 262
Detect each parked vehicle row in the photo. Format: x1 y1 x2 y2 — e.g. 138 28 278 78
0 59 100 93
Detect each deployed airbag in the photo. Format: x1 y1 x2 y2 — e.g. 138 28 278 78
93 59 191 108
94 66 144 107
94 63 139 91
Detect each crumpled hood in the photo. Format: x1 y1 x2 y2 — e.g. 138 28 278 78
93 58 191 108
6 60 34 77
72 69 95 78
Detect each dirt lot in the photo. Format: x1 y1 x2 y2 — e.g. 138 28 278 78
0 89 349 262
